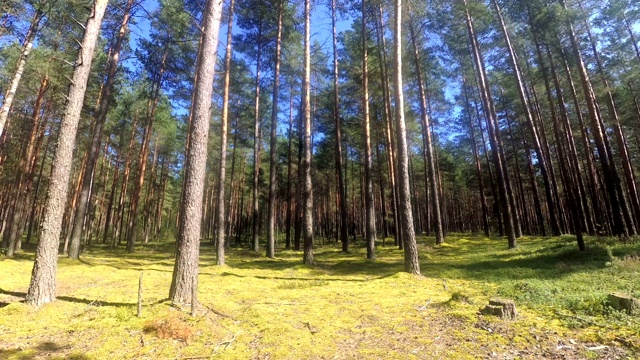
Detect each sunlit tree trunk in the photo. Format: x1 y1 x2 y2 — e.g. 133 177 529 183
409 18 443 245
362 0 376 260
394 0 420 274
332 0 349 253
215 0 235 265
267 1 283 259
26 0 109 306
464 0 516 248
0 2 46 138
69 0 134 258
302 0 314 265
169 0 223 303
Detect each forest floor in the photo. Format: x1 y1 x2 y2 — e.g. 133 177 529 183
0 234 639 359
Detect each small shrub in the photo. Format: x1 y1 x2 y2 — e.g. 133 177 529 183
143 312 195 342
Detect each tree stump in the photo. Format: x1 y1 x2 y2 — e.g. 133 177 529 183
481 298 517 320
607 293 640 315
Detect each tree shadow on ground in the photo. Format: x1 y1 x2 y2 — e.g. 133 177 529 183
0 288 167 308
0 341 91 360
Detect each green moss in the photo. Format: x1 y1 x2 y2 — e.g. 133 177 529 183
0 234 638 358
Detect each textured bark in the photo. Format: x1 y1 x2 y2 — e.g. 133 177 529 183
169 0 223 303
266 2 282 259
26 0 109 307
68 0 134 259
251 21 264 253
215 0 235 265
362 0 376 260
409 18 443 245
302 0 314 265
394 0 420 274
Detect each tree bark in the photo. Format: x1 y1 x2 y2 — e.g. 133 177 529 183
68 0 134 259
394 0 420 274
26 0 109 307
215 0 235 265
409 18 443 245
169 0 223 303
302 0 314 265
362 0 376 260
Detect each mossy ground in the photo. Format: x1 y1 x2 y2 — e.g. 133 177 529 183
1 234 639 359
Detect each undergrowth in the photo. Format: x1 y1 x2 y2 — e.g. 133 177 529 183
0 234 638 359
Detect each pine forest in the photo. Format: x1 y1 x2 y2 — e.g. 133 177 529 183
0 0 639 358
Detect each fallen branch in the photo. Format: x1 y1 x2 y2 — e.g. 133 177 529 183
214 331 242 352
415 298 433 311
202 304 237 321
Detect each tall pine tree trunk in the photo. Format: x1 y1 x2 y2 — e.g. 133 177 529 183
362 0 376 260
69 0 134 258
215 0 235 265
26 0 109 306
302 0 314 265
169 0 223 304
267 2 283 259
394 0 420 274
332 0 349 253
409 18 443 245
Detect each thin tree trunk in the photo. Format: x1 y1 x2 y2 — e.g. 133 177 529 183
559 0 628 236
464 0 516 248
409 18 443 245
251 21 264 253
302 0 314 265
362 0 376 260
215 0 235 265
267 1 283 259
394 0 420 274
332 0 349 253
0 3 46 137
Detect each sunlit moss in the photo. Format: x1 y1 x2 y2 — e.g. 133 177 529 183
0 234 638 358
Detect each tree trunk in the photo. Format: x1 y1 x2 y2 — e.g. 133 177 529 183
26 0 109 307
332 0 349 253
215 0 235 265
251 21 264 253
464 0 516 248
362 0 376 260
267 1 283 259
559 0 628 236
68 0 134 259
394 0 420 274
169 0 223 303
462 76 490 237
0 3 46 137
374 4 401 247
302 0 314 265
409 18 443 245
